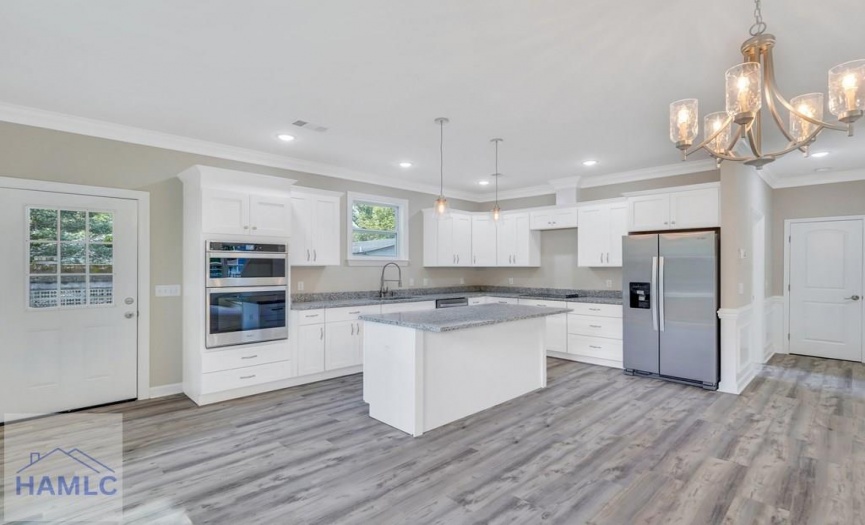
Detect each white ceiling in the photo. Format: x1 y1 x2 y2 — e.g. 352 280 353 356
0 0 863 196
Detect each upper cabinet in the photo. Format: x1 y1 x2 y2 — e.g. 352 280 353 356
497 212 540 266
423 209 539 267
530 207 579 230
471 215 497 266
626 183 720 232
577 201 628 267
423 210 472 267
202 189 292 237
291 189 341 266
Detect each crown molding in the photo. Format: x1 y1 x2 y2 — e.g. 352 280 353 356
579 159 719 188
0 101 481 202
769 167 865 189
475 184 556 203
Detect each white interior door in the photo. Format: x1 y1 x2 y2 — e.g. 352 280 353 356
789 219 864 361
0 189 139 421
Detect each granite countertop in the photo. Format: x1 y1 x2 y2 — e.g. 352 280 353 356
359 303 572 333
291 287 622 310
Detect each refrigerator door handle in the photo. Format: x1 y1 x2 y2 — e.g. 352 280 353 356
651 256 659 331
659 255 666 332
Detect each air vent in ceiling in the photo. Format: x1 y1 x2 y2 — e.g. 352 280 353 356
292 120 329 133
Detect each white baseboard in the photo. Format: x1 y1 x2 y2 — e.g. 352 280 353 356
149 383 184 398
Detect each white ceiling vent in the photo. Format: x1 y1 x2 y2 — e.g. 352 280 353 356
292 120 328 133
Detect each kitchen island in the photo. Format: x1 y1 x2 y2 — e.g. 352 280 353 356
360 303 570 437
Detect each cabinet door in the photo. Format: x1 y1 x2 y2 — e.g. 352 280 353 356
325 320 361 370
311 196 340 265
669 187 719 229
607 203 629 267
471 215 497 266
512 213 539 266
628 194 670 232
529 210 552 230
250 195 292 237
496 215 517 265
290 195 313 265
577 206 606 267
203 189 249 235
297 324 325 376
436 214 455 266
452 213 473 266
551 208 579 229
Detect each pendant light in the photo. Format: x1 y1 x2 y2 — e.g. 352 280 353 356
490 138 503 221
433 117 449 216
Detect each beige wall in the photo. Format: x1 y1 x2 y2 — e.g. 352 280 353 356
719 163 773 309
0 122 480 387
474 170 721 290
770 178 865 294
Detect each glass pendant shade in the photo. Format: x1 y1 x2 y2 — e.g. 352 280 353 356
434 196 448 216
491 205 501 221
790 92 824 143
669 98 699 148
828 59 865 122
725 62 762 122
704 111 731 154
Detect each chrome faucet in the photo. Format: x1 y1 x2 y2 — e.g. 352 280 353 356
379 262 402 298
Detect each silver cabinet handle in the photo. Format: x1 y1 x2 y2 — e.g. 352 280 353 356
846 295 861 301
606 252 610 263
351 323 355 335
659 256 666 332
600 253 603 263
589 345 602 350
356 322 361 334
473 255 476 264
589 307 601 311
243 225 249 229
349 310 360 314
240 375 256 380
252 226 258 230
320 327 324 340
305 313 319 318
651 256 659 332
241 355 258 360
313 249 317 261
307 249 310 261
589 324 602 328
124 312 135 319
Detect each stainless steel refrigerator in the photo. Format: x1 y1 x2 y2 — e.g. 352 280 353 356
622 231 720 390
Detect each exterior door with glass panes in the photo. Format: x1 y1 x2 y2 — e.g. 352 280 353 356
0 189 138 422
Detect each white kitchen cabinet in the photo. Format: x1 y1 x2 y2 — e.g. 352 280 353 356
565 302 623 368
423 210 473 266
627 184 720 232
291 190 341 266
471 215 497 266
203 189 292 237
487 297 519 305
530 207 579 230
297 323 326 376
577 201 628 267
517 299 568 353
468 297 487 306
380 301 436 314
497 212 540 266
325 320 363 370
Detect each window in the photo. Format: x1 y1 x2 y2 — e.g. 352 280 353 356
27 207 114 309
347 193 409 264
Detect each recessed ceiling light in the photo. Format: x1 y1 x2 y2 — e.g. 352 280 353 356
810 151 830 158
478 180 490 186
399 162 413 168
582 159 599 167
276 133 296 142
814 167 833 172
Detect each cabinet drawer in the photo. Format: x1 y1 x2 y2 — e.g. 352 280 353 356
380 301 436 314
297 309 326 325
200 360 292 394
201 343 290 373
517 298 568 308
487 297 519 305
468 297 487 305
567 335 623 362
326 304 381 323
567 302 622 318
567 314 622 339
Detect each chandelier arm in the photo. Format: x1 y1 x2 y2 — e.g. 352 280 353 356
683 114 737 157
764 50 847 132
745 124 763 158
725 123 745 153
701 148 745 162
759 126 825 158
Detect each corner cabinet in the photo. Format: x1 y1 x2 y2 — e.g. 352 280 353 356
202 188 292 237
626 183 720 232
290 189 341 266
577 201 628 267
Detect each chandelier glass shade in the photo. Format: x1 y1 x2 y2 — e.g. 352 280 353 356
669 0 864 170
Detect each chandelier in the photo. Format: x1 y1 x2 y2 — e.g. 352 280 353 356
669 0 864 169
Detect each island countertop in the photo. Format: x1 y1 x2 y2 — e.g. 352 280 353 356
359 303 571 333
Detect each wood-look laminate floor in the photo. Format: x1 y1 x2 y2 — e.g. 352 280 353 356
2 354 863 524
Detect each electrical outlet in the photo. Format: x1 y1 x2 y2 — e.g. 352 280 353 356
606 279 613 289
738 282 745 294
409 278 415 287
297 281 304 291
154 284 181 297
738 248 747 259
423 278 429 286
459 278 465 285
508 277 514 285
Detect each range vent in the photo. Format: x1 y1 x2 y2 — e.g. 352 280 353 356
292 120 328 133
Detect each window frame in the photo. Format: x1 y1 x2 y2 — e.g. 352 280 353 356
346 192 409 266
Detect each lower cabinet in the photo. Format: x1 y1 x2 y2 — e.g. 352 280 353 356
517 298 568 353
565 303 623 368
325 320 363 370
297 323 326 376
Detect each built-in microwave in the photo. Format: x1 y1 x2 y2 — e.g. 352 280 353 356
206 241 288 288
206 286 288 349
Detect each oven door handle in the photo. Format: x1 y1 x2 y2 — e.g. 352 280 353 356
207 251 287 259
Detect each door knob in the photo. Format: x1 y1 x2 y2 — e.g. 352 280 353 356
846 295 861 301
125 312 136 319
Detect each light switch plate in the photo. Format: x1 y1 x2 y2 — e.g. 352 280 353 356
409 278 415 286
508 277 514 285
459 278 465 285
297 281 304 291
606 279 613 289
155 284 181 297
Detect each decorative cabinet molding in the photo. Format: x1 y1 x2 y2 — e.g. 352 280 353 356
626 183 720 232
